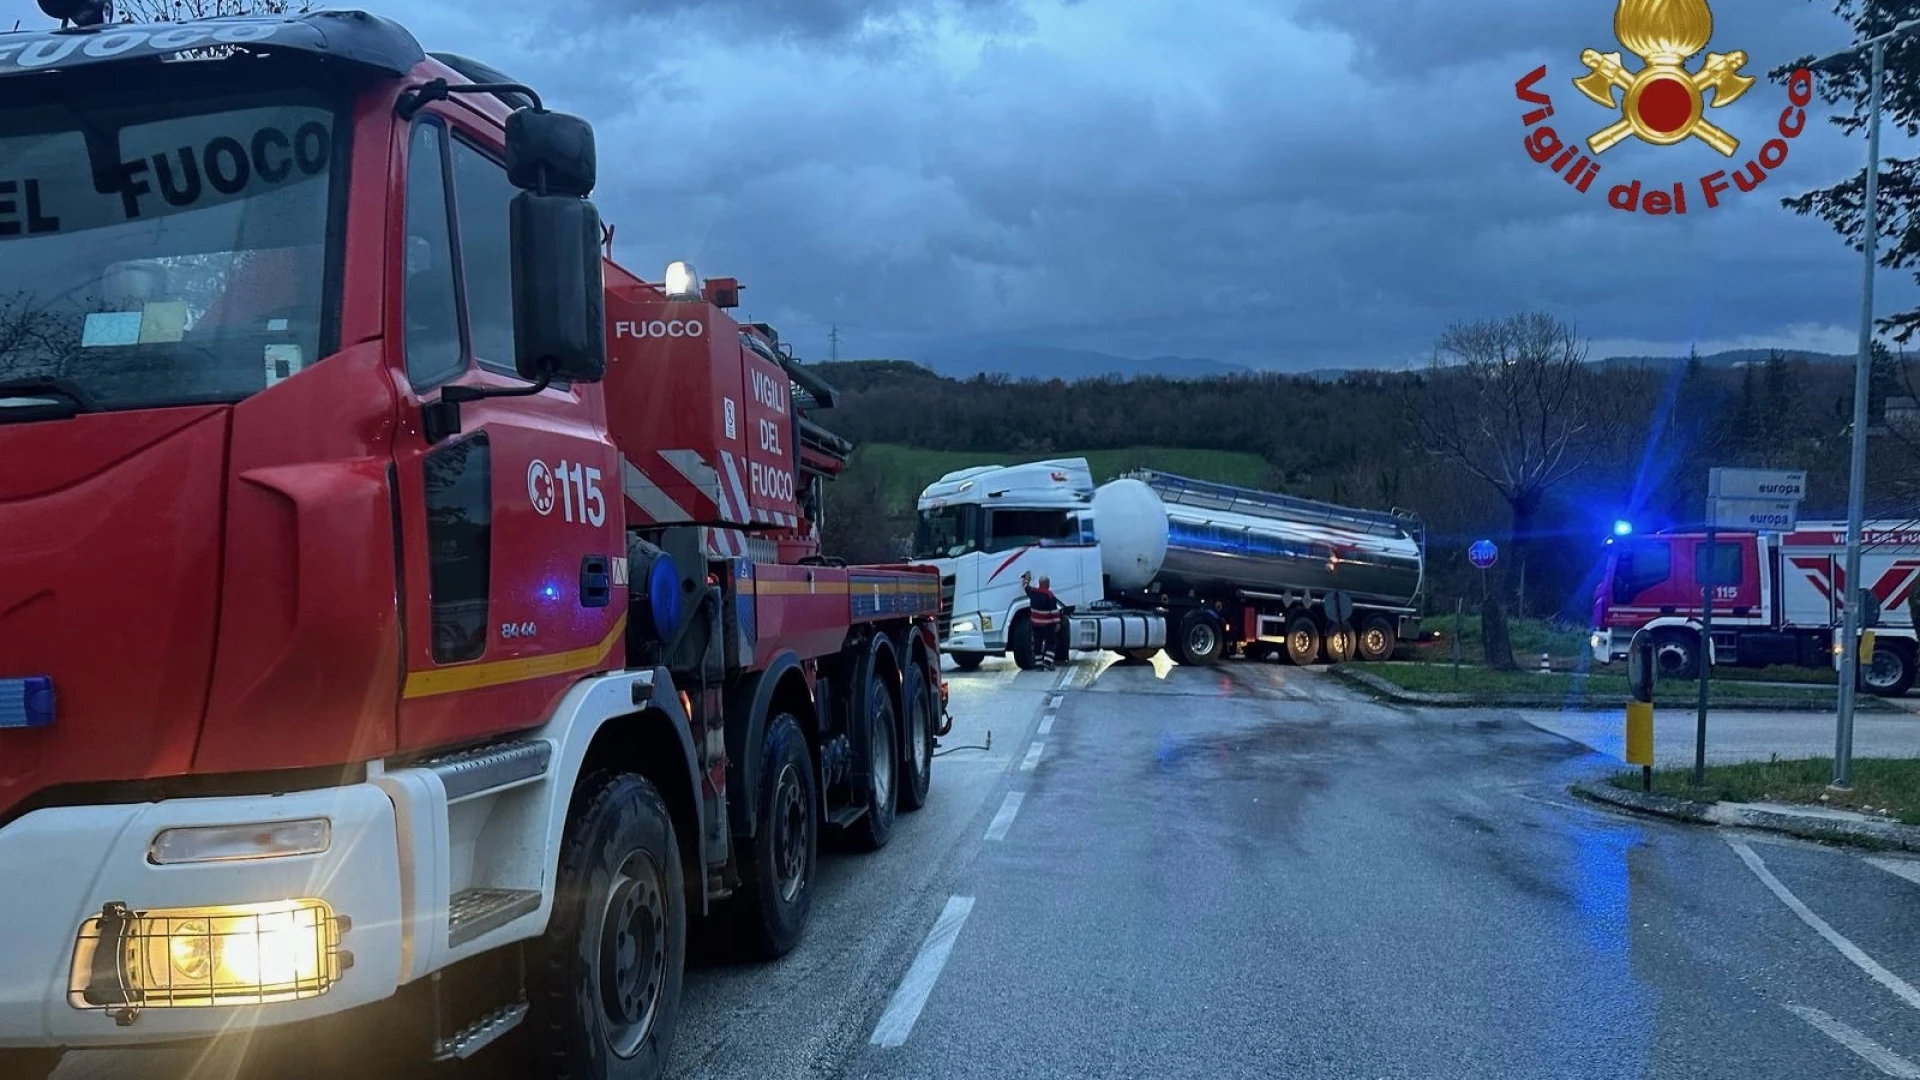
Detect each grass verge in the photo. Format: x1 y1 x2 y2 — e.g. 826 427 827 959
1607 758 1920 826
1365 661 1845 706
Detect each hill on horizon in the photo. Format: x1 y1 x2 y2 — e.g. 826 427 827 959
825 346 1864 385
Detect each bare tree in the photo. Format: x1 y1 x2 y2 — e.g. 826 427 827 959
116 0 312 22
1403 312 1624 668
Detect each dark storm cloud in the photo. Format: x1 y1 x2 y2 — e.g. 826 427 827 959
0 0 1895 368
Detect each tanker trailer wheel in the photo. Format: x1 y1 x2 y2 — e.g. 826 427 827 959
900 659 936 812
526 771 686 1080
1009 613 1039 670
1863 640 1917 698
731 713 818 959
1320 621 1356 665
1356 614 1398 663
1171 608 1226 665
1282 613 1321 666
951 652 986 672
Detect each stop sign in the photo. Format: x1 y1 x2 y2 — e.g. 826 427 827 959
1468 540 1498 569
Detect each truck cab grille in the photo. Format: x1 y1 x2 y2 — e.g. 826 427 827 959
937 575 955 636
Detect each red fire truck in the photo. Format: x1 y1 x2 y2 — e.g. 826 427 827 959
0 7 945 1079
1591 521 1920 697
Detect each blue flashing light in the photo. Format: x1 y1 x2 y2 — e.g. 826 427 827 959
1613 520 1634 537
647 553 682 641
542 583 561 600
0 676 54 729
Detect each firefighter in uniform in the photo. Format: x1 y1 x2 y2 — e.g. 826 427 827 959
1021 571 1062 670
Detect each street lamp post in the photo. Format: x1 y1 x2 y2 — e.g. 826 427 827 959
1813 20 1920 788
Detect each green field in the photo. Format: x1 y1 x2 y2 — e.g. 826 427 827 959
845 444 1275 508
1612 759 1920 825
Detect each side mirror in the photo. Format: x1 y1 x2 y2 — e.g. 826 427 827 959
505 108 596 197
510 191 606 384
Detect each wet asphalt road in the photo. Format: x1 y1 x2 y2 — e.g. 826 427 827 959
49 653 1920 1080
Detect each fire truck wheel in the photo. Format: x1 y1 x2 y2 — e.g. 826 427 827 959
0 1050 61 1080
1356 614 1397 662
952 652 986 672
1863 641 1916 698
1320 621 1356 665
1652 631 1700 680
1010 615 1039 670
899 660 936 813
732 713 817 959
529 771 686 1080
847 671 900 851
1282 614 1321 666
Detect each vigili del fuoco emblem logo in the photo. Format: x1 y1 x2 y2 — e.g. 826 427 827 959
1516 0 1813 215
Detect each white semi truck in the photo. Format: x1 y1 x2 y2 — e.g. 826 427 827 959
910 459 1425 669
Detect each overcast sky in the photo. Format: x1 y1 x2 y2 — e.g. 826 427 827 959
2 0 1904 370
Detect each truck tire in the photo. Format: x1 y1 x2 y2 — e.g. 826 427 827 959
899 660 935 812
845 667 899 852
1652 630 1700 680
731 713 817 959
1171 609 1225 665
0 1050 61 1080
1320 621 1356 665
1864 641 1917 698
1010 614 1038 670
1282 614 1320 666
1356 614 1397 662
951 652 986 672
527 772 686 1080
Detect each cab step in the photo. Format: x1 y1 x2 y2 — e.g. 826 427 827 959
825 804 867 829
433 1002 528 1062
420 739 551 802
447 887 541 947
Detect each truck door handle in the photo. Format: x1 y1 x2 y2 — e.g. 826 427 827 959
580 555 612 608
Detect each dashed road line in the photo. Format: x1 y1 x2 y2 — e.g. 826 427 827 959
984 791 1025 841
1037 713 1055 735
1020 742 1044 771
1731 839 1920 1012
869 896 976 1048
1046 694 1063 708
1788 1005 1920 1077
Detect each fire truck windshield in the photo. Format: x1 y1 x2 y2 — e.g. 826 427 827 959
0 86 339 415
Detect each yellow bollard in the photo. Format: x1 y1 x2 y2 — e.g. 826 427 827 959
1626 701 1653 766
1863 630 1878 668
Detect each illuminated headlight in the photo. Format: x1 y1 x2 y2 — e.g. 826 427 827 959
951 619 977 634
149 819 330 865
71 899 348 1010
1590 632 1606 650
664 260 701 300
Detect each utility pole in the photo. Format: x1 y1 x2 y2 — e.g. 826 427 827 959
828 323 840 362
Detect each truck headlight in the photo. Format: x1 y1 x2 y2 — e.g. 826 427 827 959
71 899 348 1010
951 619 977 634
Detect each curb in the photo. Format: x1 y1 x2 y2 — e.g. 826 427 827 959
1328 666 1895 713
1571 779 1920 852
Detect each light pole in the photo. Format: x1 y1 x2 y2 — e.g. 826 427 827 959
1812 19 1920 788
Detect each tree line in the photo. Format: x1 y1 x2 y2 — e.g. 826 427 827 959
814 318 1920 666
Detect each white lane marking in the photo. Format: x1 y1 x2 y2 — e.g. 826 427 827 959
1054 667 1072 689
869 896 976 1048
1046 694 1063 709
1037 713 1055 735
1869 858 1920 888
1731 840 1920 1012
1020 742 1044 771
984 791 1024 841
1788 1005 1920 1077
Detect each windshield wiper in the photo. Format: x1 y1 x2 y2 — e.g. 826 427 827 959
0 375 101 422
